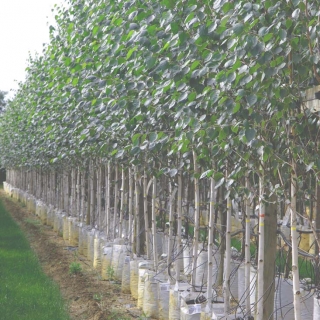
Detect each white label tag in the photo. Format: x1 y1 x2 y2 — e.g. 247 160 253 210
160 283 170 291
125 256 130 263
282 207 291 226
188 304 201 314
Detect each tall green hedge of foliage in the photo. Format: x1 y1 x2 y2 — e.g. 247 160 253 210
1 0 320 197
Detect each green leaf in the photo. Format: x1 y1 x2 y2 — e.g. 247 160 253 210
155 60 169 71
200 170 213 179
279 29 287 41
92 26 99 36
243 3 252 11
149 132 157 143
247 94 257 107
240 74 252 86
126 46 137 60
115 149 124 158
233 23 244 35
132 133 141 145
263 151 269 162
45 125 53 133
64 57 71 66
292 8 300 19
188 92 196 101
233 103 240 114
178 92 188 102
306 162 314 172
263 33 273 42
130 146 140 155
286 19 293 29
226 179 234 188
258 27 268 37
219 128 227 141
67 23 74 34
215 177 225 189
250 42 264 56
171 22 180 33
146 56 157 69
210 90 220 103
245 128 256 142
179 32 188 44
190 61 200 71
169 168 178 177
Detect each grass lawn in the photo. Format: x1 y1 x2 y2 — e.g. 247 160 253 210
0 199 69 320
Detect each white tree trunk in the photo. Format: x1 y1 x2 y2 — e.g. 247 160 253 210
60 170 65 211
245 175 252 316
143 170 151 259
90 161 95 225
152 175 158 272
291 165 301 320
76 167 81 220
128 166 134 257
119 164 125 238
256 166 265 320
113 164 119 238
65 169 70 214
97 162 102 229
192 151 200 289
206 176 216 311
176 171 183 282
224 174 231 314
81 170 85 223
167 181 177 273
134 167 141 256
71 168 76 217
105 162 111 237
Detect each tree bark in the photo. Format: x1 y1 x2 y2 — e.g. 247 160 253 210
262 195 277 320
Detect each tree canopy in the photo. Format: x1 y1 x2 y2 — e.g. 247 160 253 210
0 90 8 111
0 0 319 197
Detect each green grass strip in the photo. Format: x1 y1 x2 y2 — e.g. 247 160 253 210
0 199 69 320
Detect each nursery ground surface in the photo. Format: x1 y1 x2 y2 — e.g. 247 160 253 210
0 190 141 320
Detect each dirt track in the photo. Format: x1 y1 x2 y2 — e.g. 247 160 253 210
1 190 141 320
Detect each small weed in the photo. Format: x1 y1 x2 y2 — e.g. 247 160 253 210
73 250 79 260
108 310 130 320
69 262 82 275
138 311 150 320
24 218 41 226
93 293 102 301
107 265 115 280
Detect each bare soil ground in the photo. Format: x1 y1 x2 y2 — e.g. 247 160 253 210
1 190 142 320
